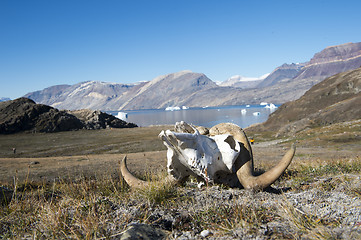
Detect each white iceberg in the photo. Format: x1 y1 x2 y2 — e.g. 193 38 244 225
241 109 247 115
165 106 181 111
264 103 278 109
116 112 128 121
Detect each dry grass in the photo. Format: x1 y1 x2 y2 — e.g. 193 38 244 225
1 122 360 239
1 156 360 239
0 126 167 158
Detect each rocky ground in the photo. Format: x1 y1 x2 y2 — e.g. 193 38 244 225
117 178 361 239
0 121 360 239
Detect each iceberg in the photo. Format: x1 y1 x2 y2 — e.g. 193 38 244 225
165 106 181 111
260 102 268 106
116 112 128 121
182 106 189 110
264 103 278 109
241 109 247 115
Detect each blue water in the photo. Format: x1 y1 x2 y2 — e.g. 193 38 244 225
109 105 278 129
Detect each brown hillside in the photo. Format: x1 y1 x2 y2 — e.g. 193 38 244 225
250 67 361 136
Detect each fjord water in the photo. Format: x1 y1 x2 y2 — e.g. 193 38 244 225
111 105 278 128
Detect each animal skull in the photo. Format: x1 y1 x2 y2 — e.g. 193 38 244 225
121 121 296 190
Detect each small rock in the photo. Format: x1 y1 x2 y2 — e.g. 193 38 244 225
200 229 211 238
120 223 167 240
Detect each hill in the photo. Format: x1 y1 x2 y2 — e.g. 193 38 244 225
248 66 361 136
0 98 137 134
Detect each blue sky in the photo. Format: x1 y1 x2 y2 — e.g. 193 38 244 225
1 0 361 99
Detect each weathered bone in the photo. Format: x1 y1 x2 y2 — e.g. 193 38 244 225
120 156 179 189
209 123 295 189
120 156 150 188
121 122 296 190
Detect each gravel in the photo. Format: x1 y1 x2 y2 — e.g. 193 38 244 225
111 174 361 239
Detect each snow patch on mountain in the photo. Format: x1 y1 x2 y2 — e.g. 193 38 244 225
219 73 269 88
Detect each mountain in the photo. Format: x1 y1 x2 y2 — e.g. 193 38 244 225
0 97 11 102
23 84 71 104
295 42 361 82
232 42 361 104
219 74 268 89
25 81 139 110
249 66 361 136
117 70 218 110
24 71 222 110
0 98 137 134
257 63 304 88
23 42 361 110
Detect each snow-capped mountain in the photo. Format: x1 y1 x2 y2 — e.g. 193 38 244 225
219 74 269 88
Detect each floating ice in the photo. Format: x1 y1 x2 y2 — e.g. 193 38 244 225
165 106 181 111
116 112 128 120
264 103 278 109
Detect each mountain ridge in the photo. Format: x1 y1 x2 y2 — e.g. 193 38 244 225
22 42 361 111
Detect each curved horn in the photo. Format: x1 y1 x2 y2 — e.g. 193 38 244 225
210 123 295 190
120 156 179 189
120 156 149 189
236 141 295 190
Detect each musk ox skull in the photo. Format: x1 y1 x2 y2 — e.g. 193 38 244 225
121 122 296 190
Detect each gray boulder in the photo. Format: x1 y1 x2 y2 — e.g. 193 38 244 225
119 223 167 240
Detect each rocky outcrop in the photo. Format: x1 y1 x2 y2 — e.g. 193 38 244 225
0 98 83 134
0 98 137 134
249 67 361 136
69 109 137 129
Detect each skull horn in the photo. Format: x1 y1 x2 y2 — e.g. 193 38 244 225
237 139 295 190
120 156 179 189
120 156 150 189
210 123 296 190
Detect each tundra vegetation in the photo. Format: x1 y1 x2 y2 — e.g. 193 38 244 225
1 121 361 239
